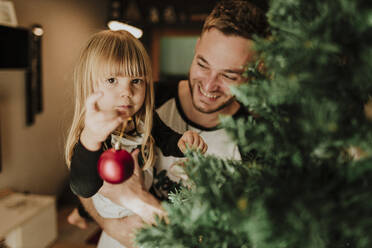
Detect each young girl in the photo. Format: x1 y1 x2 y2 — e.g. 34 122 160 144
65 30 207 247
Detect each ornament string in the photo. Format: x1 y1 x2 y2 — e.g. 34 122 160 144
115 117 132 150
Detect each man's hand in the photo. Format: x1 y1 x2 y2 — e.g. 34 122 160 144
80 91 124 151
178 130 208 154
101 215 144 248
98 149 167 224
99 149 145 204
79 197 143 248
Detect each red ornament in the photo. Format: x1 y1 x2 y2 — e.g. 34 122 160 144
97 148 134 184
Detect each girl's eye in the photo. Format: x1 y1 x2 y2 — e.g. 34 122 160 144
131 78 144 85
106 78 117 84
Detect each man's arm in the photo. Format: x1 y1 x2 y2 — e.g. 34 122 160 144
79 197 145 248
154 80 181 108
97 149 167 225
78 149 167 247
152 111 184 157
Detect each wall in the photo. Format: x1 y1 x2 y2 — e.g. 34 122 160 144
0 0 107 196
160 36 198 76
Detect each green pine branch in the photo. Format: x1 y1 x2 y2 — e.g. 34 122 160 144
136 0 372 247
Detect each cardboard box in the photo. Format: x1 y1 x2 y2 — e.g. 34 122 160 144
0 191 57 248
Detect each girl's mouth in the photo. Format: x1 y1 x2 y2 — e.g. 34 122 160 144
117 105 132 109
116 105 132 114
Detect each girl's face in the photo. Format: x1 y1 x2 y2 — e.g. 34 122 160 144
95 75 146 118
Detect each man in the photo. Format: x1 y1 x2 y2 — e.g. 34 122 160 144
68 0 269 247
152 0 268 191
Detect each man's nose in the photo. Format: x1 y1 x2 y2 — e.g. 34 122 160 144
203 72 220 92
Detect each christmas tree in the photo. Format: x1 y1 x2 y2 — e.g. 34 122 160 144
136 0 372 247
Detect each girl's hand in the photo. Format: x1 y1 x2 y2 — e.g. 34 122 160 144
80 91 123 151
178 130 208 154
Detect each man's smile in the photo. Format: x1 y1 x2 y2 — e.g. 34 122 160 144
198 84 219 99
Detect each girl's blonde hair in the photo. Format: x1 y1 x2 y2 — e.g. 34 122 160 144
65 30 155 170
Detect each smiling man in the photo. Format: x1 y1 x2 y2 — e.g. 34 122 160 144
182 29 255 123
154 0 269 170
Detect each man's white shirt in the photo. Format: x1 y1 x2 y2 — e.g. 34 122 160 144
155 98 241 182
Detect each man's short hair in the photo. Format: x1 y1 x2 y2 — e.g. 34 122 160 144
202 0 270 39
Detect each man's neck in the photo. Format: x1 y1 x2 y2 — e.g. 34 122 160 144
178 80 240 129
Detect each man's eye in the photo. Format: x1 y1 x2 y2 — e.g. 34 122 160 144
131 78 144 84
198 63 208 69
106 78 117 84
223 74 237 81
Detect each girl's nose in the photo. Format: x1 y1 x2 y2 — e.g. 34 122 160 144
120 83 133 98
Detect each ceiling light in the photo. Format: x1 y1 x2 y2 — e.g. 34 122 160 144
107 20 143 38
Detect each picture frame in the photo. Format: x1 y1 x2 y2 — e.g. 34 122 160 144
151 28 201 82
0 1 18 27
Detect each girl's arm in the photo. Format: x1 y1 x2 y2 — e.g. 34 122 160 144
69 138 111 198
70 92 122 198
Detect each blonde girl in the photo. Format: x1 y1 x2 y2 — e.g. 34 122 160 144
65 30 207 248
65 30 156 170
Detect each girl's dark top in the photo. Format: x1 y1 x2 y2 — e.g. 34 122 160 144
69 111 184 198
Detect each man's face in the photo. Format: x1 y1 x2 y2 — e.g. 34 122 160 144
188 28 255 114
